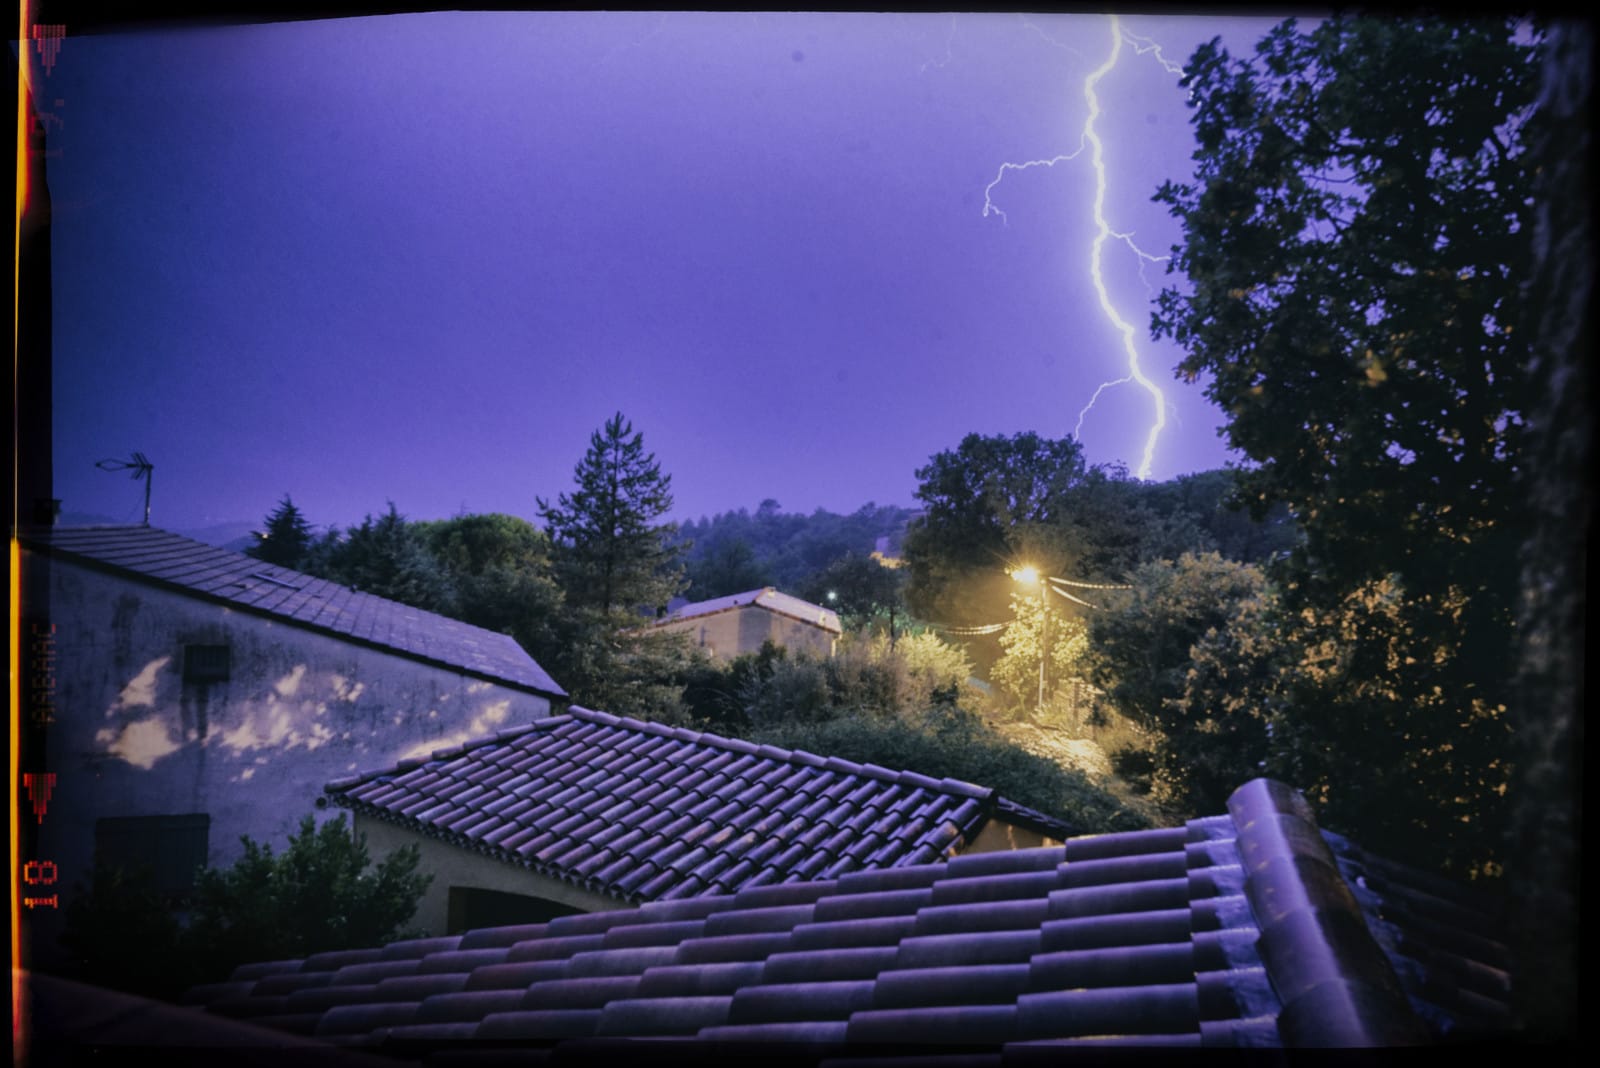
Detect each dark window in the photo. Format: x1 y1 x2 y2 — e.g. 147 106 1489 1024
447 886 581 935
183 644 230 683
95 813 210 899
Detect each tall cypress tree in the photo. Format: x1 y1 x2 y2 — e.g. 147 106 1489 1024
538 412 686 621
250 494 315 569
537 414 691 717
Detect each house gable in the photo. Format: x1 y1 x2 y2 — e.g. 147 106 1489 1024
325 706 1070 934
655 587 842 660
22 525 566 698
17 528 565 975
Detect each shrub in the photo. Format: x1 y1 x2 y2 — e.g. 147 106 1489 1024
750 707 1148 835
60 813 431 1000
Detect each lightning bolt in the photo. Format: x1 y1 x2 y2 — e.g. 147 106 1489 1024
1018 14 1084 60
984 14 1180 480
1120 27 1185 75
918 13 958 75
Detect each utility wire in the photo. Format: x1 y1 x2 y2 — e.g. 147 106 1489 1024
1048 575 1132 590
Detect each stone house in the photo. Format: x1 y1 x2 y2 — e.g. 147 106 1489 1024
653 587 841 661
326 706 1073 935
17 524 566 963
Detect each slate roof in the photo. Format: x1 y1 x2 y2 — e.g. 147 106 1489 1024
21 525 566 698
185 780 1514 1057
658 587 842 635
328 706 1073 904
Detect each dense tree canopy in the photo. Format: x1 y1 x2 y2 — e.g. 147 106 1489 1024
678 501 915 594
328 502 452 612
249 494 314 569
900 434 1261 637
1155 16 1539 597
685 539 772 600
902 432 1092 627
798 553 906 635
1504 19 1587 1039
412 512 565 667
1152 15 1543 873
1088 553 1273 815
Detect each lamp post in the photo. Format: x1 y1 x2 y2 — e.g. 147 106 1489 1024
1005 568 1130 718
1010 566 1047 713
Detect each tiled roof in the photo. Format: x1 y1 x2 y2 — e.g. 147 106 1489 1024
185 780 1513 1057
326 706 1069 903
658 587 842 635
21 525 566 698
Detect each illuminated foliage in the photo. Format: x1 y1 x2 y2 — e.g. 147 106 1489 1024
1087 553 1272 814
991 590 1089 718
732 631 975 727
901 435 1279 641
1153 16 1541 873
749 707 1149 835
903 431 1090 624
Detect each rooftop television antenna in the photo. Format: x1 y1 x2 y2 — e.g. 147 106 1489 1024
95 451 154 525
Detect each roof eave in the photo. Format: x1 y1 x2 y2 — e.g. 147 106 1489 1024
22 536 568 702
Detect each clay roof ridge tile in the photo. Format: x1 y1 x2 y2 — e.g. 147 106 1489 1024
1225 778 1432 1047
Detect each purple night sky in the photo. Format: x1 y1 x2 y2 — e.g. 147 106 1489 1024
39 10 1293 533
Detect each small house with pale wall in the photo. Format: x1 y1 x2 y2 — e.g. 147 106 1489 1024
17 525 566 967
654 587 842 660
326 705 1073 936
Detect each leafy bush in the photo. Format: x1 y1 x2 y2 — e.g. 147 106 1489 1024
60 814 431 1000
749 706 1148 835
1087 553 1273 815
741 653 834 724
59 863 190 998
716 632 979 729
185 814 431 981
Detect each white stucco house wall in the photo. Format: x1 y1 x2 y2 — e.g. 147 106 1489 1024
17 524 566 965
652 587 842 661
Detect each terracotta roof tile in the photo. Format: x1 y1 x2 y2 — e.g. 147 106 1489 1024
728 979 876 1025
328 706 1027 905
191 779 1506 1057
462 960 568 991
524 975 644 1007
413 989 526 1024
474 1008 602 1041
372 973 469 1001
596 995 734 1036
